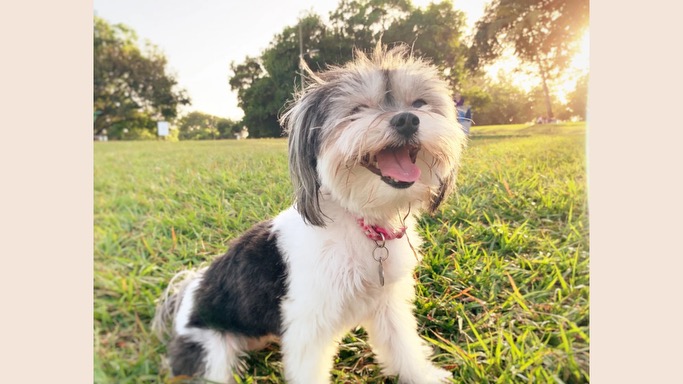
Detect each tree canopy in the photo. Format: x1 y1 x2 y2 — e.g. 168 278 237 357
94 16 190 138
466 76 533 125
468 0 589 119
177 111 241 140
566 73 588 120
229 0 468 138
95 0 590 141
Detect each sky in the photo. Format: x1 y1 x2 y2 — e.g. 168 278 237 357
93 0 587 120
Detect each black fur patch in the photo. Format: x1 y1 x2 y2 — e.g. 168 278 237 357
188 220 288 337
168 335 206 378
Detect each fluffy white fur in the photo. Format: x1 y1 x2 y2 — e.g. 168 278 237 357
274 205 449 383
153 45 467 383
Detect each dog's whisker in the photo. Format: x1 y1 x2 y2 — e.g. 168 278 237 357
344 163 354 191
361 182 381 210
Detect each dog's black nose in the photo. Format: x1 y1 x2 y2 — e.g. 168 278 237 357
390 112 419 137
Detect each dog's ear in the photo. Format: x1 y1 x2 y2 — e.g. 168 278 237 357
429 171 456 213
280 84 331 227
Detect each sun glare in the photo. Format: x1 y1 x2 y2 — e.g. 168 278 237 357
570 29 590 74
483 28 590 104
555 29 590 103
411 0 435 9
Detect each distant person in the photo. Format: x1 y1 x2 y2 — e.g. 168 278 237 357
453 92 464 107
454 93 471 135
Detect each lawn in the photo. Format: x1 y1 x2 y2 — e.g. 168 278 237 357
94 122 589 383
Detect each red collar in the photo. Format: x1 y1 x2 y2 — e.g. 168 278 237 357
357 218 406 241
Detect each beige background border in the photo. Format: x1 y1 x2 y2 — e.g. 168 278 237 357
2 0 93 382
2 1 682 383
590 1 683 382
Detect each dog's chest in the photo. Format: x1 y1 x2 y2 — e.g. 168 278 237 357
324 235 416 288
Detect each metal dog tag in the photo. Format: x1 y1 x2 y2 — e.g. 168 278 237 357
373 245 389 287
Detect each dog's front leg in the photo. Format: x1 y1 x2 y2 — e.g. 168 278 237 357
280 306 341 383
363 282 452 384
280 292 341 384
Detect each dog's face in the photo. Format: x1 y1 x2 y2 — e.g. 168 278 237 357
282 46 467 226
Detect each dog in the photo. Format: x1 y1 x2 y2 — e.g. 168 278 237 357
152 45 467 383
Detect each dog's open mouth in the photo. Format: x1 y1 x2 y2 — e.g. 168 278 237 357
360 144 421 189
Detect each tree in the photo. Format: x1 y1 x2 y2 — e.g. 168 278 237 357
527 85 564 122
468 75 535 125
229 0 469 137
216 118 242 139
94 16 190 138
382 0 467 90
468 0 589 119
229 13 348 138
326 0 468 89
566 73 588 120
328 0 411 53
177 111 240 140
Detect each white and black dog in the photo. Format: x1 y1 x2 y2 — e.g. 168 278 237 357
153 45 467 383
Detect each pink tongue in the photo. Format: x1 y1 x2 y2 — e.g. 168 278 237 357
375 146 421 182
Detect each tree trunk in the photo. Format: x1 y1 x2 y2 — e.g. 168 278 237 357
536 55 554 119
94 114 109 136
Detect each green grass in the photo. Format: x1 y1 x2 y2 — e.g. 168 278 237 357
94 122 588 383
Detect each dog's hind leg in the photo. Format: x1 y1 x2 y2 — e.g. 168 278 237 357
165 275 248 383
167 333 207 379
167 329 248 383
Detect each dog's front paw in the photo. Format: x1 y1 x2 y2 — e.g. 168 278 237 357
422 365 452 383
399 365 452 384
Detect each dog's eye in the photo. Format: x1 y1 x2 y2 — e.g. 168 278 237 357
412 99 427 108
